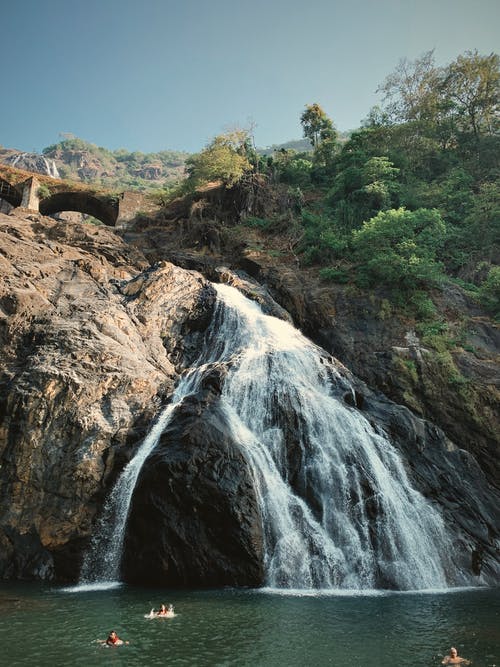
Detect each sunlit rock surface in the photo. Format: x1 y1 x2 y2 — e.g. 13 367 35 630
0 213 215 580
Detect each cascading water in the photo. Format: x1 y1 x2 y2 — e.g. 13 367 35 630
81 283 470 589
43 156 60 179
9 152 60 178
80 404 176 582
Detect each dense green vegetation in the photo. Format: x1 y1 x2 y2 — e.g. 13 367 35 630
189 50 498 320
35 51 500 322
184 130 254 187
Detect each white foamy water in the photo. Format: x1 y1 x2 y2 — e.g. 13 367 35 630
81 283 472 590
80 403 179 582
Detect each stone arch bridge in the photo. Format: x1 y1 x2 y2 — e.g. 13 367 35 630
0 165 157 227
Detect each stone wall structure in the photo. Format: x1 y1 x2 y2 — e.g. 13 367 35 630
0 165 157 227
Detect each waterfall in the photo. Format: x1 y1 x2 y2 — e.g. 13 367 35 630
42 156 60 179
81 283 468 589
80 405 176 582
8 152 59 178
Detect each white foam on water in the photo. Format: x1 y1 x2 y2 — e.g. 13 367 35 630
59 581 123 593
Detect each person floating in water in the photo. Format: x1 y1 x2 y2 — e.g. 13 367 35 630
105 630 129 646
441 647 470 664
146 603 175 618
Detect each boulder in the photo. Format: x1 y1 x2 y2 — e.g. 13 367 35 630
122 380 264 587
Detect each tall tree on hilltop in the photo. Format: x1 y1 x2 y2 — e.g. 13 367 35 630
442 51 500 139
377 50 441 124
377 50 500 140
300 103 336 148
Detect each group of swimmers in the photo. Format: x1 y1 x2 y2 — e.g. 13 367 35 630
102 603 175 646
154 603 175 617
102 626 467 663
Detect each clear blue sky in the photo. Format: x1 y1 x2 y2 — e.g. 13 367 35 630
1 0 498 154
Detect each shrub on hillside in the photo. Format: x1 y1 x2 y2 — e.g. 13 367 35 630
352 207 445 290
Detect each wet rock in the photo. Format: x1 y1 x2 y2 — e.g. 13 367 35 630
2 152 59 178
0 526 54 581
1 206 499 589
122 389 264 587
354 382 500 582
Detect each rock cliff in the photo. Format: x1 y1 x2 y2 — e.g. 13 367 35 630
0 212 215 580
122 210 499 491
123 379 265 587
0 209 499 586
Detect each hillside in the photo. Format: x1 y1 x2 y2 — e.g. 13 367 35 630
116 49 499 486
0 138 188 192
0 136 317 192
0 48 498 586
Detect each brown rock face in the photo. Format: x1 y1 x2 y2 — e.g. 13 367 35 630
1 205 498 588
0 213 215 580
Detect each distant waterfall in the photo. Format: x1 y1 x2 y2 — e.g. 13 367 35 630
81 283 469 589
43 157 60 179
9 152 60 178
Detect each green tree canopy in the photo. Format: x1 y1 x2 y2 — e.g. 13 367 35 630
327 155 400 230
377 50 441 124
300 103 336 148
352 207 446 289
376 50 499 142
185 131 253 187
271 149 313 186
479 266 500 319
442 50 500 138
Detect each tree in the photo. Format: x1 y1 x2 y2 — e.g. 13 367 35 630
479 266 500 319
185 131 253 188
327 155 399 230
272 149 313 186
377 50 499 147
352 207 445 289
300 103 336 148
377 50 441 124
442 51 500 138
463 181 500 251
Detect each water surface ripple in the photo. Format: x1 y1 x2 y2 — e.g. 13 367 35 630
0 584 498 666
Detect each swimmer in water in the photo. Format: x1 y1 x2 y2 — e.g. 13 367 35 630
105 630 129 646
441 647 470 665
156 603 175 617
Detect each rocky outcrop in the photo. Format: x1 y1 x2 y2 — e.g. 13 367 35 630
123 372 264 587
336 377 500 583
123 321 500 586
0 207 498 587
126 218 499 491
0 212 215 580
0 151 60 178
133 164 163 180
250 264 500 488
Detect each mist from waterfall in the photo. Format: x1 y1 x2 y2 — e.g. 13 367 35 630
80 283 470 590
